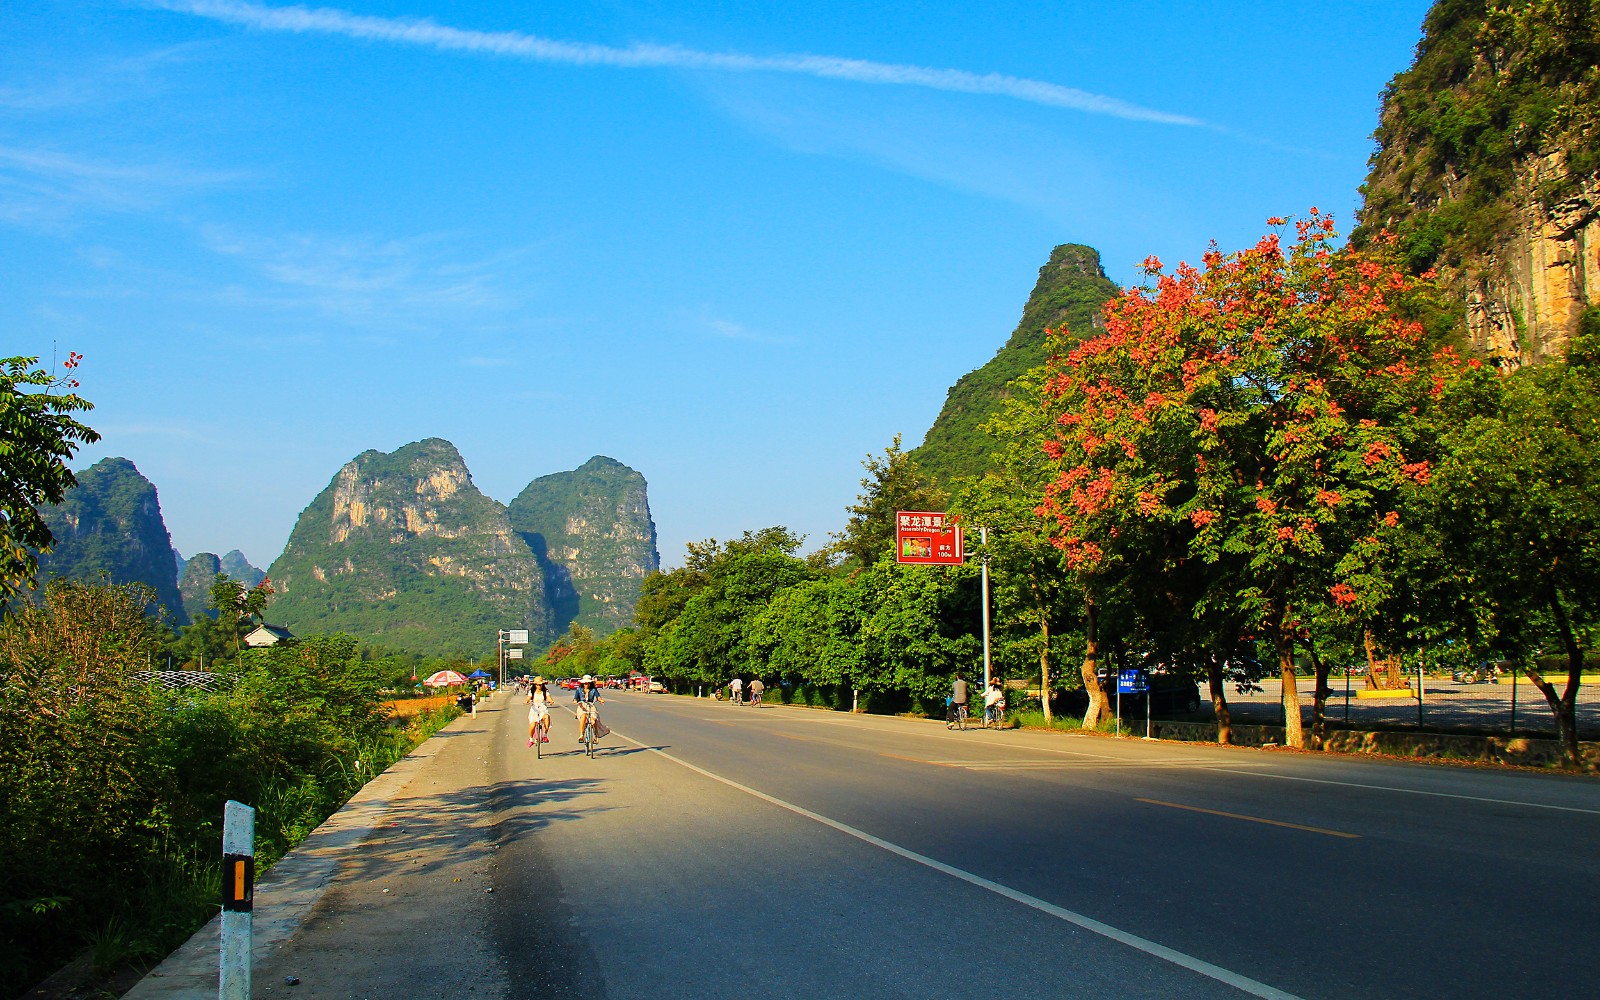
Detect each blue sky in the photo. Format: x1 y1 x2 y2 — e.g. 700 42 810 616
3 0 1433 570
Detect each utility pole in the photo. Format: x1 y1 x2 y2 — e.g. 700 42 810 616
980 526 992 693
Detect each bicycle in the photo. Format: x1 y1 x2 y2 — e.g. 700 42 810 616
531 714 549 758
578 711 602 758
948 704 968 731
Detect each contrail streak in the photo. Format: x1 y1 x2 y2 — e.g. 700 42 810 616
156 0 1204 127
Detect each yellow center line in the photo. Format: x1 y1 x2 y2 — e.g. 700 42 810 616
1135 798 1360 839
880 752 957 768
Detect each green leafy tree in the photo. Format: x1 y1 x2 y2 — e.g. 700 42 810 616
642 529 810 690
1404 344 1600 764
0 354 98 604
209 574 275 659
832 435 948 568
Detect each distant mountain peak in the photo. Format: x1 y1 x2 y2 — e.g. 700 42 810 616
911 243 1119 484
36 456 186 623
267 439 549 657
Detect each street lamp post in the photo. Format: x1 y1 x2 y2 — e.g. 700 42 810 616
980 526 992 694
498 629 530 688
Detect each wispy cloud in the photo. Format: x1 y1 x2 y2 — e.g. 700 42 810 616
155 0 1204 127
0 144 247 229
0 44 206 113
97 420 215 442
699 315 794 346
199 225 524 326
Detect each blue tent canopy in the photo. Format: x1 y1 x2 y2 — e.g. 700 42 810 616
467 669 491 678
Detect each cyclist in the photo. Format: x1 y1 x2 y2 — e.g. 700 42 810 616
983 677 1006 728
574 674 604 741
949 672 969 729
729 676 743 706
748 677 764 706
527 676 554 747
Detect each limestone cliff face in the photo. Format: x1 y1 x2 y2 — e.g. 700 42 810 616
1355 0 1600 367
508 456 660 636
268 439 548 656
36 457 186 624
1458 154 1599 363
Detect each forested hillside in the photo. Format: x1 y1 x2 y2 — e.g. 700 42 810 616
34 457 185 624
912 244 1119 484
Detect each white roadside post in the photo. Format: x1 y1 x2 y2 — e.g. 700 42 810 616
220 800 255 1000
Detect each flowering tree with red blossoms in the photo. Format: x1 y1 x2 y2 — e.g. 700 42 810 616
1037 212 1469 748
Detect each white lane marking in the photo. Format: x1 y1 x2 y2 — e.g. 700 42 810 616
613 729 1303 1000
1205 767 1600 815
956 760 1224 770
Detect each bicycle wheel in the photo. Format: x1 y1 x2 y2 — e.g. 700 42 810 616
535 720 544 758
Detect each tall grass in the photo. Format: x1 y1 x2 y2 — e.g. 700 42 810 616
0 594 463 1000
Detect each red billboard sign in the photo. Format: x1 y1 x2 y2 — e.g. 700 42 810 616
895 511 964 565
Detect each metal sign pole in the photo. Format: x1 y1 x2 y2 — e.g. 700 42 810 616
980 526 991 694
220 801 255 1000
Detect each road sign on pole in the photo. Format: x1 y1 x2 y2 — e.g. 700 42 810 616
507 648 523 659
505 629 529 645
895 511 964 565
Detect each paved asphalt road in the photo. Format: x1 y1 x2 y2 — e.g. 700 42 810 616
247 691 1600 999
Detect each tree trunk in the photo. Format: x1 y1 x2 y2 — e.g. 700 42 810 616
1205 655 1231 745
1038 597 1053 726
1081 594 1109 728
1276 603 1304 749
1524 584 1587 769
1308 639 1332 751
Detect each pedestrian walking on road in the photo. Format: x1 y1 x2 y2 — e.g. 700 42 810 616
983 678 1006 728
748 677 765 706
729 677 743 706
949 673 969 729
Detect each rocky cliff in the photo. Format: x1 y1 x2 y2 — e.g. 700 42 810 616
508 456 660 636
267 439 548 656
912 244 1119 482
36 457 186 623
1356 0 1600 365
178 552 222 621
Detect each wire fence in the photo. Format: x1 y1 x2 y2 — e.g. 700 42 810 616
129 669 234 693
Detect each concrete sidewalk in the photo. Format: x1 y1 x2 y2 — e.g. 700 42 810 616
124 703 506 999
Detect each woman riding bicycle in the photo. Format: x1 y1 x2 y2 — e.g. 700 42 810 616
527 675 554 747
574 674 605 741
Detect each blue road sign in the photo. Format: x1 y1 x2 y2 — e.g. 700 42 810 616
1117 669 1148 694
